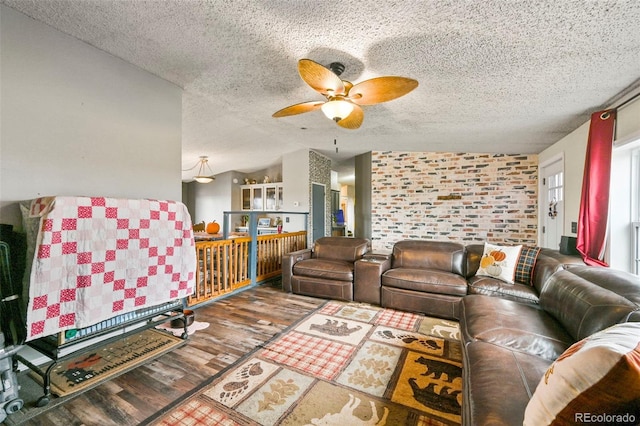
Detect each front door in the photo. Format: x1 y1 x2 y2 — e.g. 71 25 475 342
541 157 565 249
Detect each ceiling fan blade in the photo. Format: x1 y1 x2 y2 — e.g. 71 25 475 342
348 77 418 105
272 101 324 117
336 104 364 129
298 59 346 96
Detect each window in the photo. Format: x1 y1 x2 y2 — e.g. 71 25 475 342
547 171 563 206
632 148 640 274
610 139 640 273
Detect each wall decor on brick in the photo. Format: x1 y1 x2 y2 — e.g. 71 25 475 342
371 151 538 252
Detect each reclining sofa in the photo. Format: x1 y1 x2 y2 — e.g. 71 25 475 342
352 240 583 319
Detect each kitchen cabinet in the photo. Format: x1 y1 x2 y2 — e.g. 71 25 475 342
241 183 283 211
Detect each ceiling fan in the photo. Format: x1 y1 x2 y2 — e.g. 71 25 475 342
272 59 418 129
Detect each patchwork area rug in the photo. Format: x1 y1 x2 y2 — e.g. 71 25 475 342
31 328 185 397
148 301 462 425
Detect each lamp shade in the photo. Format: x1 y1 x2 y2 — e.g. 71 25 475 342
194 176 214 183
321 100 354 121
192 156 215 183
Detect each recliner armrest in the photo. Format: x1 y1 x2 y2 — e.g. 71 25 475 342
354 254 392 305
282 249 312 292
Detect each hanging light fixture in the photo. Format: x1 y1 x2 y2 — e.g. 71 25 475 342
321 98 354 122
184 156 215 183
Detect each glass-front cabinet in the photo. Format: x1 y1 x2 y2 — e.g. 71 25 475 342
265 185 277 210
241 183 282 211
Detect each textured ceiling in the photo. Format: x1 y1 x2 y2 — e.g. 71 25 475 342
4 0 640 183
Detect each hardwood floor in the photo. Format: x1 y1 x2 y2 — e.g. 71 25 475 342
17 281 325 426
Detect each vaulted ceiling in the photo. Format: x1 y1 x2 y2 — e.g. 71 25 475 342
4 0 640 183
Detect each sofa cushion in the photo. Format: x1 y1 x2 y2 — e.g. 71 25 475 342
539 266 640 341
459 294 574 361
524 322 640 425
391 240 466 276
475 242 522 284
293 258 354 282
514 246 541 285
313 237 369 262
463 340 552 426
467 275 540 305
382 268 468 296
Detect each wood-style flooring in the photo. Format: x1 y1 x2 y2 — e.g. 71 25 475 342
16 281 325 426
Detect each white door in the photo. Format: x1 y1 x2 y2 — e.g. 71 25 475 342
541 158 564 249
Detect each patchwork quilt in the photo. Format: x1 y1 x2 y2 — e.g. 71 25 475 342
25 196 196 341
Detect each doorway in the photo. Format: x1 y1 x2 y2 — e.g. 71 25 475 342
540 155 565 249
312 183 326 242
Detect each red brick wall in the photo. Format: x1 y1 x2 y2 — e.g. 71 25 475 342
371 151 538 251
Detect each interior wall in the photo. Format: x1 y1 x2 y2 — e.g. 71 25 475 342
370 152 538 252
190 171 235 226
538 96 640 247
355 152 372 240
282 149 309 233
0 6 183 229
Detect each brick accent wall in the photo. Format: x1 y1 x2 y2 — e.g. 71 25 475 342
371 151 538 252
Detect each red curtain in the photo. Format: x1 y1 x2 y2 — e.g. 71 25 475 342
576 109 616 266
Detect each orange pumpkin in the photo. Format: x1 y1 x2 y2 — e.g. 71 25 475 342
480 254 495 269
206 221 220 234
490 250 506 262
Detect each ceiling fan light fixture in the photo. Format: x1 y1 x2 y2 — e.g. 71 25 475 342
321 99 354 122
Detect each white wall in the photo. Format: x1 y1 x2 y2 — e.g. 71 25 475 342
191 171 234 226
0 6 183 229
282 149 309 232
539 96 640 270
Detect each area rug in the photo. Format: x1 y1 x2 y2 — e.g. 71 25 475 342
30 328 185 397
147 301 462 425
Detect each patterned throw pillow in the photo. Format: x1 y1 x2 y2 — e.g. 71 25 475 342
475 242 523 284
514 246 541 285
524 322 640 425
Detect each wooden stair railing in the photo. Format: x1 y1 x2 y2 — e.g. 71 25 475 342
189 231 307 306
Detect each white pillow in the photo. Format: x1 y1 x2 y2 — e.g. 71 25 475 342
475 242 522 284
524 322 640 425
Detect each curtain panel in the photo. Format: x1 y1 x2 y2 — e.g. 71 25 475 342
577 109 616 266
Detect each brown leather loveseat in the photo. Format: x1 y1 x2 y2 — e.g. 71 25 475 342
282 236 370 301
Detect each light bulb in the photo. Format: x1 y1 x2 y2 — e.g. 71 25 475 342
321 100 354 121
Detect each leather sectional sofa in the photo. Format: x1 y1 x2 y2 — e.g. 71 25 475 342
460 265 640 424
283 238 640 424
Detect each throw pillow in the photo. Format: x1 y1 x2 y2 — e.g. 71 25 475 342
514 246 541 285
524 322 640 425
475 242 522 284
